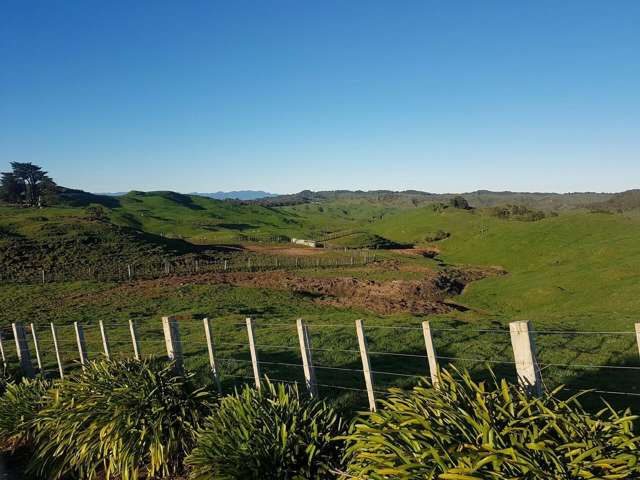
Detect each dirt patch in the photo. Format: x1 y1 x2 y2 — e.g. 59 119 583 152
64 263 505 316
243 245 328 256
393 247 441 258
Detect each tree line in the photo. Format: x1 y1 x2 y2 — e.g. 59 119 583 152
0 162 57 207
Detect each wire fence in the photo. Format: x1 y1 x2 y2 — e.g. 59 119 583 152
0 250 376 285
2 317 640 410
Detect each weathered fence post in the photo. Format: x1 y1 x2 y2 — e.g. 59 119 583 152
421 321 440 388
99 320 111 360
127 264 132 280
41 268 45 284
224 259 228 271
129 320 141 360
355 319 376 412
12 322 34 377
509 320 542 396
51 323 64 379
203 318 222 392
635 323 640 358
30 323 43 372
297 318 318 398
0 331 6 369
246 317 261 389
162 316 183 374
74 322 88 366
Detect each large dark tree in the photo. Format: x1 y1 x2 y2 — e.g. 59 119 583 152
0 172 24 203
1 162 56 206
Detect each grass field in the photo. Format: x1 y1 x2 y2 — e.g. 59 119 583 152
1 192 639 410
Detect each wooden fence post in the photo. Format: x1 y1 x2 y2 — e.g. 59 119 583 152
203 318 222 392
421 321 440 388
12 322 35 377
0 331 6 369
30 323 43 372
162 316 183 374
246 317 261 389
509 320 542 396
74 322 88 366
99 320 111 360
355 319 376 412
129 320 141 360
297 318 318 398
51 323 64 379
635 323 640 359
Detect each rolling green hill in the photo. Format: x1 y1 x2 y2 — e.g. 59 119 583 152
371 207 640 328
1 189 639 332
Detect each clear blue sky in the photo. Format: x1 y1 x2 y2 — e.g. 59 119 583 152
1 1 638 194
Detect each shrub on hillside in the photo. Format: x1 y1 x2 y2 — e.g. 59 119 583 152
187 380 348 479
491 204 546 221
0 378 50 452
29 359 213 480
424 229 450 242
450 195 470 209
344 368 640 479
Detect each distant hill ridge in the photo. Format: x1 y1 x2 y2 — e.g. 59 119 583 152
248 189 615 210
587 189 640 212
99 190 279 201
53 187 636 211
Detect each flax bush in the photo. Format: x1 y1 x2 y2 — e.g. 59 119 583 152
344 368 640 479
29 359 213 480
0 377 50 452
187 379 348 479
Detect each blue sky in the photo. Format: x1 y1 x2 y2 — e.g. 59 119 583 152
1 1 638 194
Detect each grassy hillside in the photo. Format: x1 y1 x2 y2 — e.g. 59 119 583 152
372 207 640 328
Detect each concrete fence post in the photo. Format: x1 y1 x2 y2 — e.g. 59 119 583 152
355 319 376 412
162 316 184 374
51 323 64 379
12 322 35 377
129 320 141 360
203 318 222 392
0 331 6 369
421 321 440 388
74 322 88 366
297 318 318 398
30 323 43 372
99 320 111 360
509 320 542 396
246 317 261 389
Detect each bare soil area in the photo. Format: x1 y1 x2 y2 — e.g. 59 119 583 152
64 263 506 316
243 244 329 256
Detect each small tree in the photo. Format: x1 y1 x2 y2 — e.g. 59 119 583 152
449 195 470 209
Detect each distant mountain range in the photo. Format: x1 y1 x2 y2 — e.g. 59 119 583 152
98 190 279 201
189 191 279 200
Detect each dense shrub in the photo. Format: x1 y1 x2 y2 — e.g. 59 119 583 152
344 368 640 479
29 359 213 480
0 378 50 452
449 195 470 209
424 229 450 242
491 204 546 221
188 380 347 479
